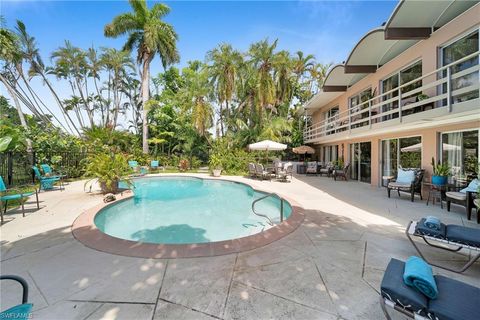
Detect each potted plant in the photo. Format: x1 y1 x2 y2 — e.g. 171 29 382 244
209 154 222 177
431 157 450 185
84 152 131 194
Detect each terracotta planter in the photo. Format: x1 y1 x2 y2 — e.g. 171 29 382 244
100 180 119 194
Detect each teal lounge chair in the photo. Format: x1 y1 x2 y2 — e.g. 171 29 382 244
32 166 62 191
0 176 39 224
128 160 138 169
0 275 33 320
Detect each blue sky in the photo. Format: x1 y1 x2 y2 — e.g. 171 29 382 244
1 0 397 129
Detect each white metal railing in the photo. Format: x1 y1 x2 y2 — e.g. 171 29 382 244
304 51 480 142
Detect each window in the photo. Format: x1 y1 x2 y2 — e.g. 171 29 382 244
324 106 339 135
441 30 479 104
380 60 423 121
382 136 422 184
349 88 371 129
322 145 338 164
441 130 479 182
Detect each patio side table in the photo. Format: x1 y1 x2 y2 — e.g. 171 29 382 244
423 182 447 209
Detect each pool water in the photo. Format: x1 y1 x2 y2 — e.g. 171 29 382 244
94 177 292 244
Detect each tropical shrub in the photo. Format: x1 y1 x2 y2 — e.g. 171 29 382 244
209 138 255 175
84 152 131 194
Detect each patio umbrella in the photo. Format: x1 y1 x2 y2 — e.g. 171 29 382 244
248 140 287 164
400 143 460 152
248 140 287 151
293 145 315 161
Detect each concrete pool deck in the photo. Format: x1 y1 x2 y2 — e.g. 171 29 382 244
1 173 479 320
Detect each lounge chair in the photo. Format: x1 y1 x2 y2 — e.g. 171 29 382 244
32 166 62 191
387 168 424 202
128 160 139 172
333 163 350 181
248 163 257 179
406 218 480 273
445 179 478 223
277 163 293 182
0 176 39 224
380 258 480 320
0 275 32 319
306 161 317 175
255 164 271 180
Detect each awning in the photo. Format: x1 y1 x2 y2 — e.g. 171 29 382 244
323 64 366 90
344 27 418 73
248 140 287 151
385 0 479 40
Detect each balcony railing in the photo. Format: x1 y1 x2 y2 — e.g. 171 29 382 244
304 51 480 142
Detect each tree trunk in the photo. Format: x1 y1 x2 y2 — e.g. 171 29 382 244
141 55 152 154
0 73 33 152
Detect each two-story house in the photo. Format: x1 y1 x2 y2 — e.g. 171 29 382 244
302 0 480 186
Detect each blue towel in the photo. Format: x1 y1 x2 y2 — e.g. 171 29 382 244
403 256 438 299
424 216 441 231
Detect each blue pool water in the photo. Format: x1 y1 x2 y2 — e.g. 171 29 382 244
94 177 292 244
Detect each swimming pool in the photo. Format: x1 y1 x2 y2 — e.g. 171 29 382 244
94 176 292 244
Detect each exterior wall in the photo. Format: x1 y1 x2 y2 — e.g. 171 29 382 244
310 4 480 122
326 120 479 189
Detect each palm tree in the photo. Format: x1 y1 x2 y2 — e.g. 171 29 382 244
309 62 332 94
105 0 179 154
0 24 32 151
207 43 243 136
273 50 295 112
247 39 277 122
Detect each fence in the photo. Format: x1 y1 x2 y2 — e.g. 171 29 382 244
0 151 89 187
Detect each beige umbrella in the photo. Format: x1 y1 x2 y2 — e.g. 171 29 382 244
292 145 315 154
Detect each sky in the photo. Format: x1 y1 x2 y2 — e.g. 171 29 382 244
1 0 398 131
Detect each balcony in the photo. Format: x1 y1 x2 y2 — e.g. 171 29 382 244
304 51 480 143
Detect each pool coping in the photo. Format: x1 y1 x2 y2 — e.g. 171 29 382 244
71 176 305 259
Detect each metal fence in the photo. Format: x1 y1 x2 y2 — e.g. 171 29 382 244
0 151 89 187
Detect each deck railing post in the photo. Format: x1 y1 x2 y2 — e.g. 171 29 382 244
446 66 452 112
368 101 372 128
398 88 402 123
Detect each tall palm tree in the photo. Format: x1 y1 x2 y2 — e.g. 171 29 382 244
247 39 277 122
309 62 332 94
105 0 179 154
207 43 242 136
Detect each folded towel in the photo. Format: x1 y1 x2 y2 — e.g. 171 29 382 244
416 218 446 238
424 216 441 231
403 256 438 299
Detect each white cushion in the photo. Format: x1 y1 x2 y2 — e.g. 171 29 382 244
396 169 415 184
446 192 467 201
389 182 411 189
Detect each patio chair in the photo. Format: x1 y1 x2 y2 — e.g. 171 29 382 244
255 164 271 181
40 164 63 180
0 275 33 320
150 160 159 170
387 168 424 202
380 258 480 320
406 218 480 273
333 163 350 181
319 162 333 177
248 163 257 179
128 160 139 172
306 161 317 175
446 179 478 222
0 176 39 224
32 166 62 191
277 163 293 182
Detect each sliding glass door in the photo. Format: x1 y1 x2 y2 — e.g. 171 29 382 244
350 142 371 183
441 130 479 182
381 136 422 185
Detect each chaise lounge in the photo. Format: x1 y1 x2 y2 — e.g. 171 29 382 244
406 218 480 273
380 258 480 320
0 275 32 319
